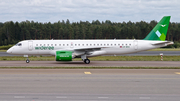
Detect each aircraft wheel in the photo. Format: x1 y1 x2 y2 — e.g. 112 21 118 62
26 59 30 63
84 59 90 64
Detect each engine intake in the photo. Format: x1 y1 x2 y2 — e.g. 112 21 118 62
56 51 72 61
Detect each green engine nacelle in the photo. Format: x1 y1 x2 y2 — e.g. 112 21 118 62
56 51 72 61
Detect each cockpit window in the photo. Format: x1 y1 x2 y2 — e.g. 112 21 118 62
15 43 22 46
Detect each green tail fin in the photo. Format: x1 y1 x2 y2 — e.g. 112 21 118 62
143 16 171 41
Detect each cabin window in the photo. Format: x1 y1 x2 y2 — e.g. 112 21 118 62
104 44 106 46
94 44 95 46
67 44 68 46
82 44 84 46
63 44 65 46
90 44 92 46
36 44 38 46
40 44 42 46
59 44 61 46
111 44 113 46
78 44 80 46
100 44 102 46
97 44 99 46
114 44 116 46
129 44 131 46
118 44 120 46
51 44 53 46
55 44 56 46
126 44 127 46
122 44 124 46
75 44 77 46
107 44 109 46
86 44 88 46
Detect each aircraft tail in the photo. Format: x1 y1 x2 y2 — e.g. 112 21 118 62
143 16 171 41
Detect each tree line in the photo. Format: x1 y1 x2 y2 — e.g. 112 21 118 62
0 19 180 46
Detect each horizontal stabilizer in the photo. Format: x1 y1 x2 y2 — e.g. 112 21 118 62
151 41 174 46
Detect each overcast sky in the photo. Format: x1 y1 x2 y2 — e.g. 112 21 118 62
0 0 179 23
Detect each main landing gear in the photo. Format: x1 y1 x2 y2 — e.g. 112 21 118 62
84 59 90 64
81 55 90 64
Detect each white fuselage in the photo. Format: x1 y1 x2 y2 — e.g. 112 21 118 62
7 39 171 57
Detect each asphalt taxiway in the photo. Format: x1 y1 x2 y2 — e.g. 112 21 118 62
0 69 180 101
0 61 180 67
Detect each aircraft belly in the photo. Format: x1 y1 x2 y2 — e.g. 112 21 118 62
22 50 50 55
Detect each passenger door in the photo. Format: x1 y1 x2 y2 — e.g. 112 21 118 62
134 40 138 50
28 41 33 51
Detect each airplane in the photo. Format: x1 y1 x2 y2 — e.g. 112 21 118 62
7 16 173 64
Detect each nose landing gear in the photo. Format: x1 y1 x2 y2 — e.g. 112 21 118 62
26 59 30 63
24 55 30 63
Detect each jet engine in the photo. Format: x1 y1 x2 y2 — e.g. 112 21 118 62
55 51 73 61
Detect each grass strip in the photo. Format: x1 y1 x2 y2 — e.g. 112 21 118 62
0 50 6 52
0 45 13 50
1 56 180 61
0 67 180 69
149 48 180 51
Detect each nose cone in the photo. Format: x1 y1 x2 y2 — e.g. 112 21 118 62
7 48 13 54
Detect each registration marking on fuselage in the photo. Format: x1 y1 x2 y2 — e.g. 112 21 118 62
84 72 91 74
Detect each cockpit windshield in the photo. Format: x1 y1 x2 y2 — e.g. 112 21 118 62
15 43 22 46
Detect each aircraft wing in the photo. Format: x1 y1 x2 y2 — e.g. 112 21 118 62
74 47 102 51
49 47 106 56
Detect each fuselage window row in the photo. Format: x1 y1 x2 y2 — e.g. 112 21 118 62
35 43 132 47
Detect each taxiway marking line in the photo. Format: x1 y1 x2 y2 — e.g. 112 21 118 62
139 97 150 99
14 96 25 98
56 96 67 99
175 72 180 75
84 72 91 74
98 97 109 99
